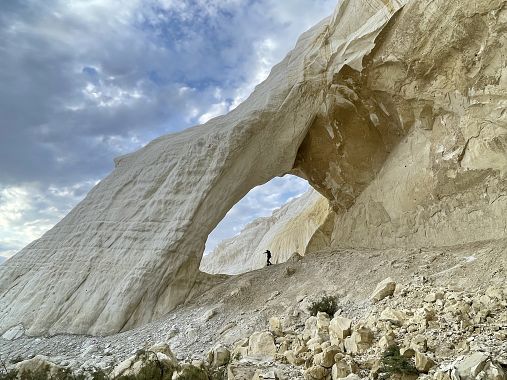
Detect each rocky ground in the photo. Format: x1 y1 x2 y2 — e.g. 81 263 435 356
1 239 507 379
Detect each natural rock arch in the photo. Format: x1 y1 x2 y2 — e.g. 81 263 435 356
0 0 407 336
6 0 505 337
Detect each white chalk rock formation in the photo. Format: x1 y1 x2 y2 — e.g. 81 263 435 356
1 0 506 337
0 0 406 336
200 189 333 275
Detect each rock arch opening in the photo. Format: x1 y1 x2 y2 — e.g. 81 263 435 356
200 175 334 275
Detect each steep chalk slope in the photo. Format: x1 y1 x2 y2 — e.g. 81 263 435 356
200 189 333 275
0 0 407 336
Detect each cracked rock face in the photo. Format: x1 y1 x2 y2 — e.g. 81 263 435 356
1 0 506 338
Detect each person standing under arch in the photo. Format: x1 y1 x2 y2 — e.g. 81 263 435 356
265 250 272 267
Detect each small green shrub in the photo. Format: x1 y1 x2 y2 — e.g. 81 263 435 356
308 295 338 316
380 345 419 379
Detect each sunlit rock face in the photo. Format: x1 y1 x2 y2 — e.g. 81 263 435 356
200 189 333 275
1 0 505 337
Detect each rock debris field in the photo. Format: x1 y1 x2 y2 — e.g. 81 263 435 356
1 240 506 379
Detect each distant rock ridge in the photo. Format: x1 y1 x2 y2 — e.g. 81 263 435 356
1 0 506 336
200 189 333 275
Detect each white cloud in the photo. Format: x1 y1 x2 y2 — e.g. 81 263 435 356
0 181 96 258
198 101 230 124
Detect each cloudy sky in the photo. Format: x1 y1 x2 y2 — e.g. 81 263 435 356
0 0 336 261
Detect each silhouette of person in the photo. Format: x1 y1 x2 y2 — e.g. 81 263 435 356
265 250 272 266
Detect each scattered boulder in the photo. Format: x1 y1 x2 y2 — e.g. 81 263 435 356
1 324 24 340
316 312 331 340
269 317 283 337
410 335 427 353
414 351 435 373
248 331 277 357
379 308 407 326
329 316 352 344
199 308 218 323
304 365 328 380
453 352 490 380
149 342 177 361
208 344 230 367
332 355 358 379
16 356 63 378
111 348 177 378
315 345 341 368
378 331 397 350
344 325 374 354
173 364 208 380
371 278 397 302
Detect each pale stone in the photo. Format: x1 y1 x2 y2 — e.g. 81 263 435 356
371 278 397 302
484 361 506 380
148 342 176 361
379 308 407 325
329 316 352 344
210 345 230 367
320 345 341 368
173 364 208 380
199 308 217 323
344 326 374 354
227 364 258 380
16 356 63 378
304 366 328 380
316 312 331 339
400 347 415 358
1 324 24 340
231 338 249 361
378 331 396 350
303 316 318 341
415 351 435 373
330 0 507 251
248 331 277 357
111 350 177 378
410 335 428 353
269 316 283 337
332 357 358 380
454 352 489 380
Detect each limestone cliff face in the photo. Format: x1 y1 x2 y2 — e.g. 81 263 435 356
1 0 506 337
322 0 507 248
200 189 332 275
